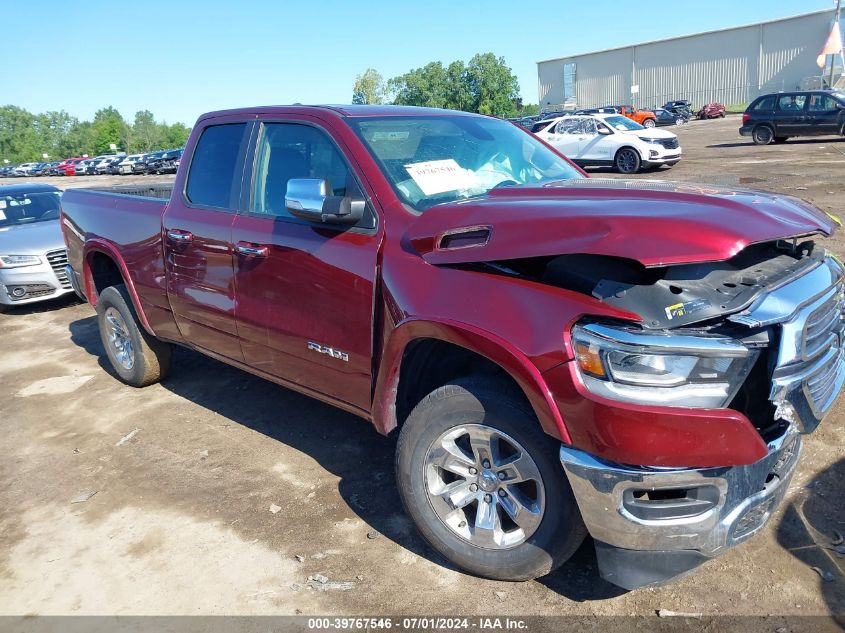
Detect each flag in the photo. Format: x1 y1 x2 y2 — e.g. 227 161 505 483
817 20 843 68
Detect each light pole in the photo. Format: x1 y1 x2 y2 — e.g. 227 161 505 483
831 0 843 89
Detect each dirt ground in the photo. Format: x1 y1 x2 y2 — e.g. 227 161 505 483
0 117 844 620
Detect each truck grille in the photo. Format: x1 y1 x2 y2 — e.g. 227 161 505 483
660 138 679 150
46 249 72 290
800 284 845 417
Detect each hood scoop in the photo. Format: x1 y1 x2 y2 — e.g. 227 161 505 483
437 225 492 250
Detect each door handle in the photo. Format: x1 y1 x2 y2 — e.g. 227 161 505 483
235 242 269 257
166 229 193 243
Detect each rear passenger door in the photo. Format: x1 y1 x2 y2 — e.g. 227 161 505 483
162 119 253 362
773 93 808 136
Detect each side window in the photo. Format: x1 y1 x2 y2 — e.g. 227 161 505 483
753 96 776 111
186 123 247 210
808 94 836 111
555 119 580 135
582 119 598 134
776 94 806 111
251 123 375 229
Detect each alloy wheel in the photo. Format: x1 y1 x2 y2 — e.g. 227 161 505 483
423 424 545 549
104 307 135 370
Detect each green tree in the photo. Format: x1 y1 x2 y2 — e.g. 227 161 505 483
0 105 38 162
389 61 448 108
466 53 520 117
91 106 129 154
352 68 387 105
444 61 471 111
162 122 191 149
385 53 522 117
131 110 165 152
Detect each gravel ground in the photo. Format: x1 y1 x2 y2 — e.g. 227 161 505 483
0 116 843 621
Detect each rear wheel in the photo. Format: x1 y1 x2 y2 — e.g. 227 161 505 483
752 125 774 145
97 284 171 387
642 118 656 128
615 147 642 174
395 379 586 581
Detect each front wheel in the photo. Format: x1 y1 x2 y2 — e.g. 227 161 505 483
642 118 656 128
615 147 642 174
97 284 171 387
395 379 586 581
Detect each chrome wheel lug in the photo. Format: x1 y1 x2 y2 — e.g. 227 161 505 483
469 483 478 492
469 467 477 475
498 489 506 497
497 471 506 480
484 493 492 503
482 460 491 469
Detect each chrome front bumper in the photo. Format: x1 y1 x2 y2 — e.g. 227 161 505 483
561 427 802 589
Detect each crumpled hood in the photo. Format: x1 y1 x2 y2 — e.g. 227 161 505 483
407 179 839 267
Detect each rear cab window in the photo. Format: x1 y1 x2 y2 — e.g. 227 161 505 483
186 123 249 211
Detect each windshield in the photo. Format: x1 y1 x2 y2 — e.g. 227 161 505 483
349 115 583 212
603 116 644 131
0 191 61 228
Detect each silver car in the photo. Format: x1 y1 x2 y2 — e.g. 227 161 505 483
0 183 75 311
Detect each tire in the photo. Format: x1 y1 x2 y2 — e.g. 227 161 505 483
96 284 171 387
642 118 656 128
773 136 788 144
395 378 587 581
719 112 725 118
752 125 774 145
614 147 642 174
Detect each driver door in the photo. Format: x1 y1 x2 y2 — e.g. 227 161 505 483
230 119 382 412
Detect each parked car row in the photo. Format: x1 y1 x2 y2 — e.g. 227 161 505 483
0 148 184 178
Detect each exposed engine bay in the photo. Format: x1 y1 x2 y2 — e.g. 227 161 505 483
491 238 823 330
478 239 834 442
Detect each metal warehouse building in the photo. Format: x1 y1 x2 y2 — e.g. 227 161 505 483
538 10 843 111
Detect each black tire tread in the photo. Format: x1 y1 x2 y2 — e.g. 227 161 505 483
395 377 587 582
97 284 171 387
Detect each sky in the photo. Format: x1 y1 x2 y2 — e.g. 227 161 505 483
3 0 838 125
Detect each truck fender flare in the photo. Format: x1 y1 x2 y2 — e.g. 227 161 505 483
371 318 571 443
82 239 155 336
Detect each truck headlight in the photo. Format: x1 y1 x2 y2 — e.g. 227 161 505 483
571 323 757 408
0 255 41 268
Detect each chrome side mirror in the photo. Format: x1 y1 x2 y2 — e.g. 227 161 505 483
285 178 364 225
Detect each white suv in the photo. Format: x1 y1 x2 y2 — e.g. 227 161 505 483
534 114 682 174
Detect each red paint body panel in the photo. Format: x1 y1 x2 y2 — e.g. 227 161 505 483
409 180 837 267
58 104 838 469
543 362 768 467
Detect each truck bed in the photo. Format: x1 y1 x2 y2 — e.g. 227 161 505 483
61 184 175 336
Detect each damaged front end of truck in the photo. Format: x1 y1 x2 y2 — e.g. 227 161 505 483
408 179 845 588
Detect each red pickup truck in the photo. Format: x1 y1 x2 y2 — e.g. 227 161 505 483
60 105 844 590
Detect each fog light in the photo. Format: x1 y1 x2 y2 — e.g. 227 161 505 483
649 150 659 158
10 287 26 298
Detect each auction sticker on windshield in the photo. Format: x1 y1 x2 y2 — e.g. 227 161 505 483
404 159 474 196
